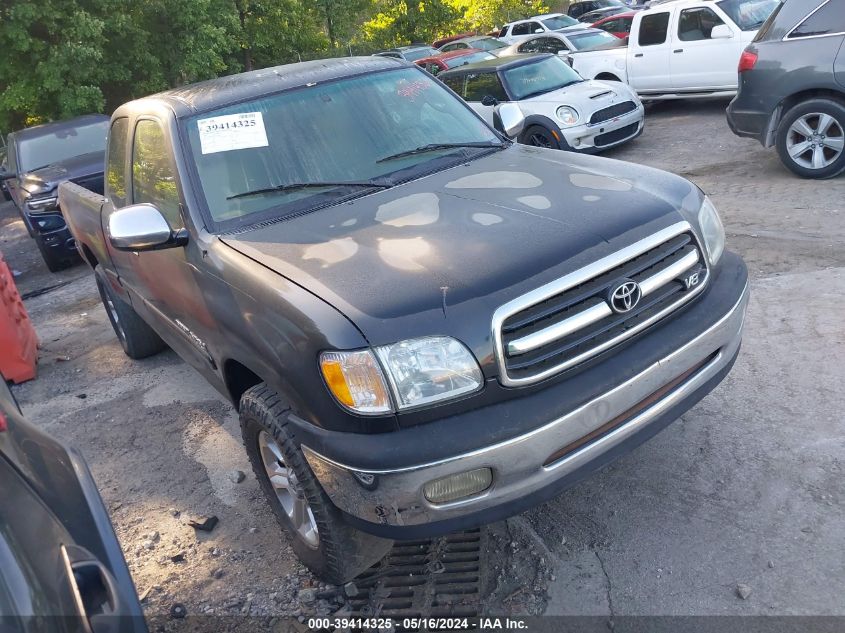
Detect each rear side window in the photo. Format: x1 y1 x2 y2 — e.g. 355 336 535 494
788 0 845 38
132 119 182 227
519 37 569 54
512 22 531 36
464 73 508 102
678 7 727 41
106 118 128 207
638 12 670 45
441 75 466 96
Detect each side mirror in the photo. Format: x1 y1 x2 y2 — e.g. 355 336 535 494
534 28 544 33
494 102 525 139
710 24 733 39
108 204 187 252
481 94 499 107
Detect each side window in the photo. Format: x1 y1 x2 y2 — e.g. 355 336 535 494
442 75 466 97
789 1 845 38
519 38 541 53
7 141 16 173
523 37 567 54
512 22 530 36
528 21 544 34
620 18 632 34
106 118 129 208
638 12 670 46
464 73 508 102
132 119 182 227
499 26 509 38
678 7 726 41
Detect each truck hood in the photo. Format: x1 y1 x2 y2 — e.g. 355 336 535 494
221 144 701 348
21 151 105 195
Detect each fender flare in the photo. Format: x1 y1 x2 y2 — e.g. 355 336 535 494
519 114 571 150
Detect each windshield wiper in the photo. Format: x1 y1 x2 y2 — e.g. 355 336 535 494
376 141 504 163
227 180 392 200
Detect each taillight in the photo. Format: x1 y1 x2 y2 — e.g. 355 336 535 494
0 411 7 432
738 49 758 73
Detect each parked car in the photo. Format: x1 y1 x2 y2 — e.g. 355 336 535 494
727 0 845 179
579 6 630 23
568 0 778 98
373 45 439 62
498 13 582 43
431 32 476 49
1 115 108 271
60 56 747 583
592 11 637 38
568 0 628 21
415 49 497 75
441 54 644 151
0 375 147 632
438 35 509 54
497 29 623 56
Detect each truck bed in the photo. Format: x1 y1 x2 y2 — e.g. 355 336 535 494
58 181 108 269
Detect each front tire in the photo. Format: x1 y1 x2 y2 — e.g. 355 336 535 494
95 271 166 359
520 124 562 150
239 384 393 583
776 99 845 179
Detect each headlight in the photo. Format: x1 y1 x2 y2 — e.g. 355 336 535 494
375 337 483 409
320 337 483 414
319 350 392 414
556 106 579 126
698 196 725 265
26 196 59 213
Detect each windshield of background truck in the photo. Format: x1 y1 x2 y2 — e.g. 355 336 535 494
717 0 779 30
184 67 500 229
503 56 584 100
17 120 108 172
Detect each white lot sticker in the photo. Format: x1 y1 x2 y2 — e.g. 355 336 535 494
197 112 268 154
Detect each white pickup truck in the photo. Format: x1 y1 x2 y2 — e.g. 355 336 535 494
568 0 777 99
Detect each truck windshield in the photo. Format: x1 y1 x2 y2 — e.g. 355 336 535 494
503 56 584 100
18 120 108 172
542 15 579 30
184 67 501 228
716 0 779 30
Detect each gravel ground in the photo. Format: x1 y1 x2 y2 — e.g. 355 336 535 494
1 97 843 628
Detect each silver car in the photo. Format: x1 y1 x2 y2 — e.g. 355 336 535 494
439 54 644 153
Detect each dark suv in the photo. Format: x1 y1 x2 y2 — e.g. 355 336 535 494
727 0 845 179
2 115 108 271
567 0 627 21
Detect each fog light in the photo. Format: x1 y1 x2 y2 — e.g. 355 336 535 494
423 468 492 504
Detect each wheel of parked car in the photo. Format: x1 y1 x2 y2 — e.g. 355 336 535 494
776 99 845 180
95 270 167 359
34 234 75 273
521 124 561 150
239 383 393 583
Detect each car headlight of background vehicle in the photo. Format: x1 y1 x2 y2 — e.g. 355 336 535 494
26 195 59 214
698 196 725 265
556 106 579 126
320 336 483 414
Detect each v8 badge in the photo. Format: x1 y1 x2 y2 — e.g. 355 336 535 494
683 271 701 290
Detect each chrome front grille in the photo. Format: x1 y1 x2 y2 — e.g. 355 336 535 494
493 222 709 387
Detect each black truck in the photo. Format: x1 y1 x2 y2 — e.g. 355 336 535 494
59 57 749 583
3 115 108 271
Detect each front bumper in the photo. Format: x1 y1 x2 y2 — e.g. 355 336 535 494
303 255 749 538
562 104 644 152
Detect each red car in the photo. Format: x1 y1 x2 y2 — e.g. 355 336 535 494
414 48 496 76
590 11 636 39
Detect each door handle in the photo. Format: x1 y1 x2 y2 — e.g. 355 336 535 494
674 49 684 53
634 53 644 58
62 544 124 633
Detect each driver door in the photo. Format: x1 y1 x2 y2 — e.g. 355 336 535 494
105 115 219 375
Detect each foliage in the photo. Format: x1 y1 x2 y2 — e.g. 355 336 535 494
0 0 559 131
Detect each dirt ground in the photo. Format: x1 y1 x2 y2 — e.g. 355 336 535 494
2 98 844 629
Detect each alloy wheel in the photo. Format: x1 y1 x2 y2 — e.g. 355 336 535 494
258 431 320 548
786 113 845 171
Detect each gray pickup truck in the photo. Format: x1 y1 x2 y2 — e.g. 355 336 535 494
60 57 749 583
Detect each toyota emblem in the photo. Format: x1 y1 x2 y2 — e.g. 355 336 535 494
609 279 642 314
